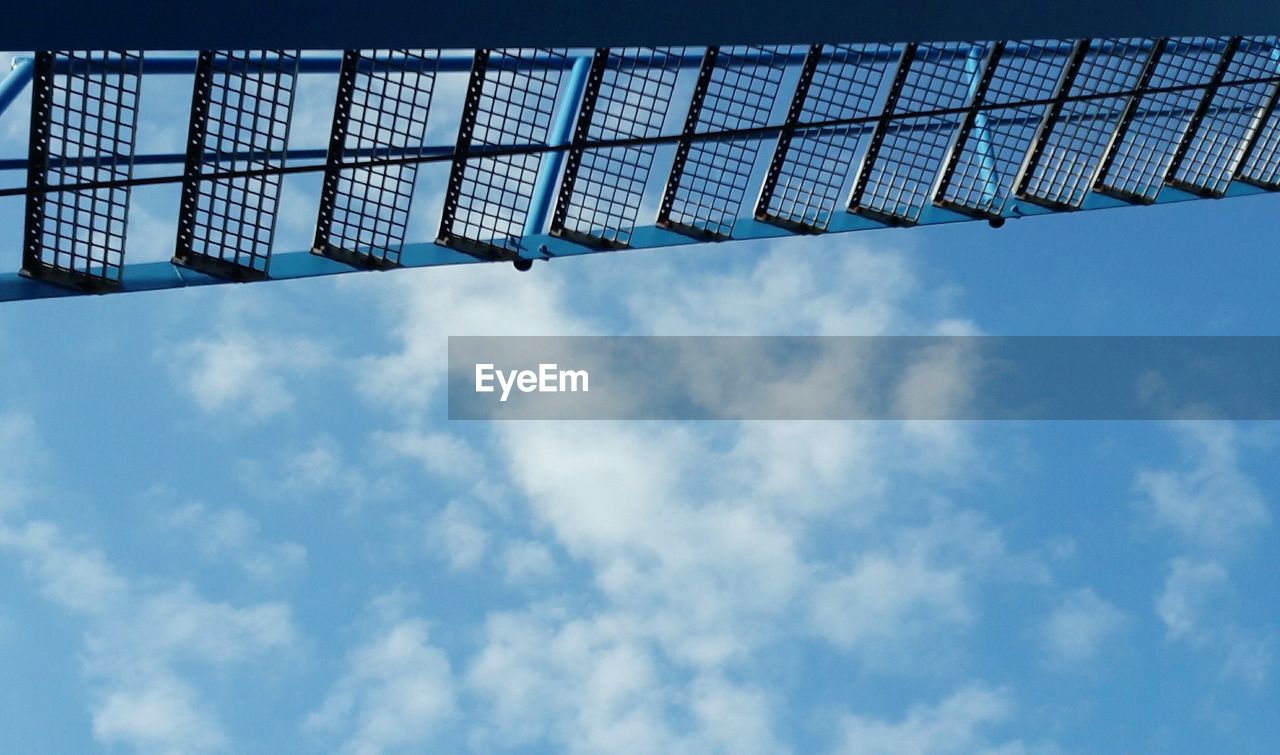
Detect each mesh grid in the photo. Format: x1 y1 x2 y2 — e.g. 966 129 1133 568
760 43 900 230
24 51 141 289
1240 83 1280 187
177 50 299 278
1095 37 1227 202
316 49 439 266
1020 38 1156 209
554 47 682 247
442 48 570 255
661 45 792 238
936 40 1071 216
1176 36 1280 195
853 42 988 224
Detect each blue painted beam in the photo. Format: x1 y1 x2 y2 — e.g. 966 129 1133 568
0 177 1271 304
522 55 593 245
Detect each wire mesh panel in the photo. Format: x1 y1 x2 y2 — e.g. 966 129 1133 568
1094 38 1228 202
438 48 571 257
314 49 439 268
658 45 792 239
1019 38 1156 210
934 40 1072 217
1174 36 1280 195
757 43 901 231
22 50 141 291
174 50 299 280
551 47 682 247
850 41 989 224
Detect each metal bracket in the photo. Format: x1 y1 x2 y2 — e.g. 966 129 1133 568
754 43 824 231
549 48 614 247
656 45 720 239
847 42 918 223
172 50 269 281
1092 37 1169 203
437 49 514 259
932 41 1007 219
20 51 55 284
1165 36 1244 196
311 50 398 269
1012 39 1091 210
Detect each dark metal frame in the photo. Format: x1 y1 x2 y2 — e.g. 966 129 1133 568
754 43 824 231
1091 37 1171 204
310 49 397 268
931 41 1007 219
173 50 273 281
1165 36 1245 196
1013 39 1092 210
549 47 614 247
847 42 918 224
437 48 510 259
655 45 719 238
20 52 61 285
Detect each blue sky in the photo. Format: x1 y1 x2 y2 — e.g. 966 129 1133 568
0 54 1278 754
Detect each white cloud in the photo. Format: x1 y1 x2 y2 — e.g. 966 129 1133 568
350 238 1040 749
1155 558 1230 643
1155 558 1274 687
254 434 403 511
371 428 484 481
1041 588 1127 667
834 684 1022 755
0 518 296 754
498 421 810 668
622 241 931 336
164 502 307 583
502 539 557 584
426 501 489 571
1218 629 1275 688
467 604 786 755
356 264 587 413
304 617 456 755
92 674 227 755
1134 422 1270 551
0 412 43 514
166 330 328 421
810 507 1018 665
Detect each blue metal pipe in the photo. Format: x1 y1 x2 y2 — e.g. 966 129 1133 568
0 58 34 121
522 55 592 243
965 45 1000 207
13 41 1134 80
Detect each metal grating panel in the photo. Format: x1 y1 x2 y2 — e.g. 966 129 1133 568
174 50 299 280
1018 38 1156 210
314 49 439 268
1239 86 1280 188
1095 38 1227 203
438 47 571 258
22 50 141 291
757 43 900 231
658 45 791 239
1177 36 1280 195
551 47 681 248
935 40 1071 218
851 41 989 224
